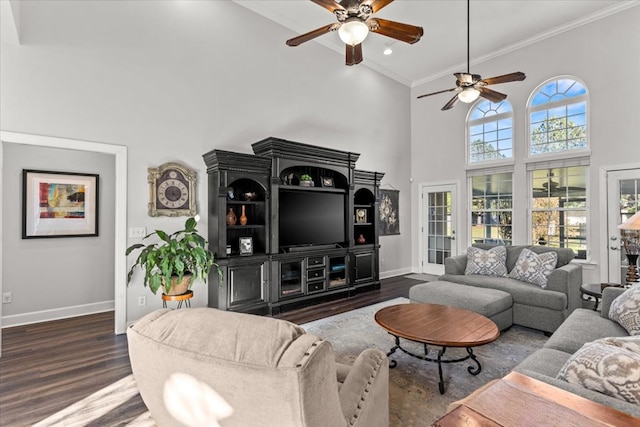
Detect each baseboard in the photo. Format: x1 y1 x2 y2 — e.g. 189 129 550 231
1 300 115 328
380 266 413 279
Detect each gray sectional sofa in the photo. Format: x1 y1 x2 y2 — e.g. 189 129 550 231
513 286 640 417
439 244 583 333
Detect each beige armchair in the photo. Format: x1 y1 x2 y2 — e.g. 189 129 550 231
127 308 389 427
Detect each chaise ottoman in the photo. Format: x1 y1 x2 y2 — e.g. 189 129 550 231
409 280 513 331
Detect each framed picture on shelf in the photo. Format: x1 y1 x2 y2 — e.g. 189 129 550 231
239 236 253 255
320 177 334 188
22 169 99 239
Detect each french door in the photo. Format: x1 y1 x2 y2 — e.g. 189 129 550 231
420 183 458 275
606 169 640 283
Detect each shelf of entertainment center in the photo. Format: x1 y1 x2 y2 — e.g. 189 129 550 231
278 184 346 193
227 224 265 230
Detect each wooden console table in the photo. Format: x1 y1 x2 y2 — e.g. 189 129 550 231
433 371 639 426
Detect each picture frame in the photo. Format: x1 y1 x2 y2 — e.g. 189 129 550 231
320 176 334 188
379 189 400 236
239 236 253 256
22 169 99 239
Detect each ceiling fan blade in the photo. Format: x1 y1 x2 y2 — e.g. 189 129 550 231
310 0 346 13
417 87 457 99
482 72 526 86
479 87 508 103
442 94 459 111
363 0 394 13
369 18 423 44
346 43 363 66
286 23 338 47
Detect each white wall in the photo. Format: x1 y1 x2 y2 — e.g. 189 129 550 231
1 143 115 325
411 8 640 283
0 1 413 324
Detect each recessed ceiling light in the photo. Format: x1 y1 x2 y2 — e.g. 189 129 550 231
383 48 393 55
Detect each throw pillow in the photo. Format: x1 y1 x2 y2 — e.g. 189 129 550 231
508 247 557 288
557 337 640 404
609 285 640 336
464 246 507 277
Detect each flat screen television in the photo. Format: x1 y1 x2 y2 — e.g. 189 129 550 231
279 189 346 249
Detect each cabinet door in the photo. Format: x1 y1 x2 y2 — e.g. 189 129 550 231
228 262 267 308
354 252 374 283
279 260 304 298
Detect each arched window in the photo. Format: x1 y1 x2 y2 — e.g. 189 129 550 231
527 77 590 259
467 99 513 165
528 77 588 156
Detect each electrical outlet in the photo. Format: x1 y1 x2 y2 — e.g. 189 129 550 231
2 292 12 304
129 227 147 238
138 296 146 306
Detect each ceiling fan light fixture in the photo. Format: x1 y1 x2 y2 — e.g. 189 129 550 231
338 18 369 46
458 87 480 103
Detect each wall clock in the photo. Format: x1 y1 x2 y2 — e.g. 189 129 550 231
148 162 197 217
355 208 368 223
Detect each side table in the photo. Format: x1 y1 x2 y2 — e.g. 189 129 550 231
580 283 623 311
162 290 193 309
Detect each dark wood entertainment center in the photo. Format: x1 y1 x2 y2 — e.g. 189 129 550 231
203 137 384 314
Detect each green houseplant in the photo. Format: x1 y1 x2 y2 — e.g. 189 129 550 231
299 173 314 187
126 217 219 295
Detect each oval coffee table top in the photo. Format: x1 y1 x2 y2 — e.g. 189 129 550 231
375 303 499 347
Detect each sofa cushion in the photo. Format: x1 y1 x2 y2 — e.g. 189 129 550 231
544 308 629 354
508 248 558 288
464 245 507 277
609 286 640 336
556 337 640 404
129 307 306 367
472 244 523 272
514 347 573 378
439 274 567 311
527 246 575 268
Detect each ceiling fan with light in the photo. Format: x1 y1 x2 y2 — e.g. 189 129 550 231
417 0 526 111
286 0 423 66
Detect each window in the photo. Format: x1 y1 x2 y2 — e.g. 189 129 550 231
529 77 588 156
470 172 513 245
531 165 587 259
468 100 513 164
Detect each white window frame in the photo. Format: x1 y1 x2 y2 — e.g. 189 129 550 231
526 75 591 162
468 168 514 246
466 99 515 169
527 158 590 260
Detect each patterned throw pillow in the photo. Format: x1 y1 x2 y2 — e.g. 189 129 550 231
557 336 640 404
609 285 640 336
508 248 557 288
464 246 507 277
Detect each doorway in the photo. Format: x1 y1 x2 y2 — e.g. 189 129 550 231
605 168 640 284
419 183 458 275
0 131 128 352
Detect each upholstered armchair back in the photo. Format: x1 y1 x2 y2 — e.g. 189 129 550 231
127 308 388 427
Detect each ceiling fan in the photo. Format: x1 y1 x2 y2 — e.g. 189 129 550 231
286 0 423 66
417 0 526 111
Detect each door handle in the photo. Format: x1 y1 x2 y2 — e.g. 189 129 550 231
610 246 618 250
610 236 618 241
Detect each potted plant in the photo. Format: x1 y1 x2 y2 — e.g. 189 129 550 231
126 217 220 295
299 173 314 187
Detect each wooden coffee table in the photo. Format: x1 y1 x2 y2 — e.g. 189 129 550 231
375 303 499 394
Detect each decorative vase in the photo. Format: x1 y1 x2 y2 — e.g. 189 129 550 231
240 205 248 226
358 234 366 244
226 208 237 226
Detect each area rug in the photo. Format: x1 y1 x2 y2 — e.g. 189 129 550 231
302 297 548 426
34 298 547 426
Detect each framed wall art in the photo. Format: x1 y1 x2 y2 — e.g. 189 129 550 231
22 169 99 238
378 189 400 236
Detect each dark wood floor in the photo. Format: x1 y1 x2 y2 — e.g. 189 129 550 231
0 275 421 426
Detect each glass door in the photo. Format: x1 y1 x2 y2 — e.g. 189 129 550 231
421 183 457 275
607 170 640 284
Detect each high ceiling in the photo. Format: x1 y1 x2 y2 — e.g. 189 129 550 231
234 0 638 87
